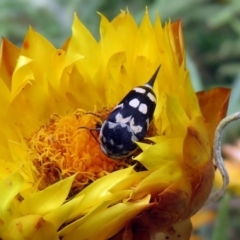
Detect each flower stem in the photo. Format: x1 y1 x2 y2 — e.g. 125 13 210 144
207 112 240 204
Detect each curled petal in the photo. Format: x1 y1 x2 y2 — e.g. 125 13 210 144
197 87 230 143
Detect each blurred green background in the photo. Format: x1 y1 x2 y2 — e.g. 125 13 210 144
1 0 240 239
2 0 240 91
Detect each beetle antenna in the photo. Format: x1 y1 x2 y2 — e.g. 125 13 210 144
145 65 161 88
85 112 102 119
78 126 101 144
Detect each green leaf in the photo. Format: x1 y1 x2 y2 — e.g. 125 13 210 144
186 53 203 91
212 194 230 240
223 74 240 141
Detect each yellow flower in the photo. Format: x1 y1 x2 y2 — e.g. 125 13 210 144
0 10 230 239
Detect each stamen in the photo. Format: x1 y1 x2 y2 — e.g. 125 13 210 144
27 109 124 194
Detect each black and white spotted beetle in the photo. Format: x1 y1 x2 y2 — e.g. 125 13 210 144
99 66 160 159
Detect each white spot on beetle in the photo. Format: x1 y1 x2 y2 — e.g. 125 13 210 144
147 92 156 102
134 87 146 94
131 134 138 141
115 113 131 124
113 103 123 110
129 98 140 108
138 103 148 114
130 118 143 134
116 144 123 149
110 139 114 145
100 145 108 155
146 118 150 128
145 83 153 88
107 122 116 129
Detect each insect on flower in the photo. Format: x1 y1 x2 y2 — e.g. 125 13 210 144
99 66 160 159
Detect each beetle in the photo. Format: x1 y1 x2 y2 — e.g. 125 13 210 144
99 66 160 159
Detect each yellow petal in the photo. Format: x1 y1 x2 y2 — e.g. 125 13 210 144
62 195 151 240
74 167 134 209
0 77 10 117
134 11 159 66
6 139 35 187
178 72 202 119
0 38 20 89
153 13 164 54
61 190 132 235
44 195 84 230
11 56 34 102
99 13 124 64
165 94 190 136
103 51 129 106
134 137 183 170
109 171 150 194
111 11 138 65
0 172 23 221
197 87 231 144
131 162 183 200
0 160 19 181
183 116 210 168
20 27 55 81
168 20 185 66
1 215 58 240
20 174 76 215
77 167 134 201
49 49 83 91
67 13 100 78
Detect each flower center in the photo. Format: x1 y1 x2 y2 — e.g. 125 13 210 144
27 108 125 194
